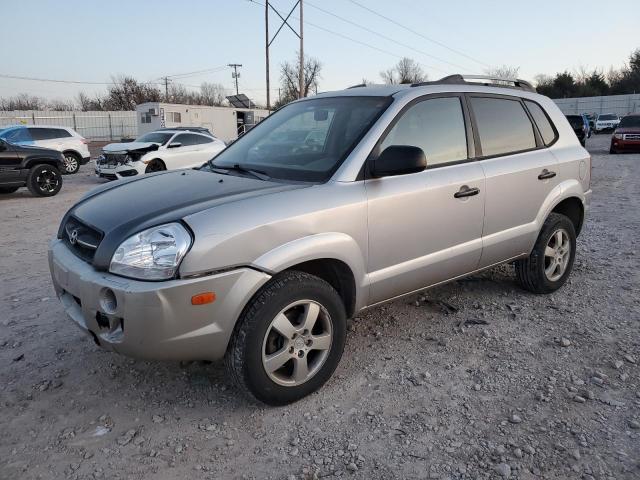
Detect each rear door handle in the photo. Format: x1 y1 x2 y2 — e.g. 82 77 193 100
538 169 556 180
454 185 480 199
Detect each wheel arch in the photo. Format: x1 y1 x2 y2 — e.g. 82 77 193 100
24 157 62 170
550 196 584 235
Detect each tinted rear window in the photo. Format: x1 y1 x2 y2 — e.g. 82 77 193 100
598 114 617 121
525 101 556 145
470 97 536 157
566 115 584 129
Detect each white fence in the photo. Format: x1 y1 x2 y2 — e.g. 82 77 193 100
554 94 640 117
0 110 138 140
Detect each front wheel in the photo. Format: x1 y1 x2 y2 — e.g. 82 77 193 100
144 159 166 173
225 271 347 405
26 164 63 197
515 213 576 294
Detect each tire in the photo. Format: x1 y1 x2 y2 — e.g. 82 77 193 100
609 147 617 154
515 213 576 294
225 271 347 405
26 164 63 197
0 186 20 194
62 152 81 174
144 159 166 174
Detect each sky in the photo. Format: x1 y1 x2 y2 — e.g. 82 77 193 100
2 0 639 106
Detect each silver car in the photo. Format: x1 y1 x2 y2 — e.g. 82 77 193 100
49 75 592 405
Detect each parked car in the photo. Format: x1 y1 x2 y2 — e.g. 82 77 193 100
49 75 591 405
566 114 589 146
0 138 64 196
95 129 226 180
610 114 640 154
0 125 90 174
593 113 620 133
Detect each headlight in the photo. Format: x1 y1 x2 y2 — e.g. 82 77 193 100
613 133 623 139
109 223 192 280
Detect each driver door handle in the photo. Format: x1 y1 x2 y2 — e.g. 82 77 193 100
538 169 556 180
454 185 480 198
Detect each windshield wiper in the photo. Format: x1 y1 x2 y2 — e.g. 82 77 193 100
207 161 270 181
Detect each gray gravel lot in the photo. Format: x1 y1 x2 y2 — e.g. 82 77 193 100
1 134 639 480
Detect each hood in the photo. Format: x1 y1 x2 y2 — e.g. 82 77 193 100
615 126 640 134
102 141 160 154
13 143 63 157
60 169 309 270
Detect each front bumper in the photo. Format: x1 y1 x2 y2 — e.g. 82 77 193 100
94 161 145 180
48 239 271 361
611 138 640 152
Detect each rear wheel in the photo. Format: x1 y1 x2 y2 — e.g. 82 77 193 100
62 152 81 174
225 271 347 405
144 159 166 173
26 164 63 197
0 186 20 194
515 213 576 294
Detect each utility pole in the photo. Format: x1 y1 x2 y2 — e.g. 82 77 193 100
265 1 270 110
162 76 170 101
299 0 304 99
228 63 242 95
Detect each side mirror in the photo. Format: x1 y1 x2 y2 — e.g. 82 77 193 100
371 145 427 178
168 142 182 149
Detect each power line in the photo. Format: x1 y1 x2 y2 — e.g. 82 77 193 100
306 0 472 73
164 65 229 79
246 0 444 74
346 0 491 69
0 74 119 85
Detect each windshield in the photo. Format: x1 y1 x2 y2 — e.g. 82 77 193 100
566 116 584 128
211 96 391 182
598 114 617 121
618 116 640 128
135 132 174 145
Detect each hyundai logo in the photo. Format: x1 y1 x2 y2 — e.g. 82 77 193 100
69 229 79 245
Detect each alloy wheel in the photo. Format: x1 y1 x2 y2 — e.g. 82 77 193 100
36 168 59 194
63 154 79 173
261 300 333 387
544 229 571 282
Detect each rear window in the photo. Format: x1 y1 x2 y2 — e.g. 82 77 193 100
566 115 584 129
617 116 640 128
598 114 617 121
525 101 556 145
470 97 536 157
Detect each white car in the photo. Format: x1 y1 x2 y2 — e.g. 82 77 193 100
0 125 90 174
594 113 620 133
95 130 226 180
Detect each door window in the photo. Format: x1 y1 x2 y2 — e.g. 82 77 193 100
174 133 213 146
5 128 32 143
380 97 468 167
470 97 536 157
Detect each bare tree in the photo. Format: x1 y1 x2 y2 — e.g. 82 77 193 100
0 93 45 111
484 65 520 80
199 82 226 106
77 92 104 111
100 76 161 111
47 99 76 111
380 58 427 84
277 53 322 108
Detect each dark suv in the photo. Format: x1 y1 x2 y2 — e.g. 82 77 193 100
0 139 64 196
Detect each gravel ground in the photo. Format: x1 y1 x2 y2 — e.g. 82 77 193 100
1 134 639 480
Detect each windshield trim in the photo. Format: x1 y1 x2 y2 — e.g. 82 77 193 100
211 95 393 183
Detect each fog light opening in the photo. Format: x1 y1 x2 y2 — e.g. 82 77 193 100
100 288 118 314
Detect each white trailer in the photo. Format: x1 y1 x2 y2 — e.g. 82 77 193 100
135 102 270 143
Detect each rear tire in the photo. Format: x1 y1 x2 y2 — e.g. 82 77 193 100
62 152 81 174
26 164 63 197
225 271 347 405
515 213 576 294
145 159 166 173
0 186 20 194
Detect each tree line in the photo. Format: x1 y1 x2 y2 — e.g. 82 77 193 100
1 48 638 111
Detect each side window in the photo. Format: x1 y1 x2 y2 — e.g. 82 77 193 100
167 112 182 123
6 128 32 143
173 133 211 146
29 128 49 141
524 100 556 145
470 97 536 157
380 97 468 166
51 128 72 139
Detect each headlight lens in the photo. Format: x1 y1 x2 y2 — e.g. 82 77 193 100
613 133 623 139
109 223 192 280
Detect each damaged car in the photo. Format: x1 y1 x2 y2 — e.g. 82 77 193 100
95 130 226 180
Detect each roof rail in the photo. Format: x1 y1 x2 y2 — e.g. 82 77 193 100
347 83 367 89
412 74 536 93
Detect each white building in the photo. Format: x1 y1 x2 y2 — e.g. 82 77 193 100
135 102 270 142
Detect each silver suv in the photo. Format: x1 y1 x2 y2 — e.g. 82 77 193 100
49 75 592 405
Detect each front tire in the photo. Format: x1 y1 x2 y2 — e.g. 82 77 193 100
515 213 576 294
225 271 347 405
145 159 166 173
26 164 62 197
62 152 81 174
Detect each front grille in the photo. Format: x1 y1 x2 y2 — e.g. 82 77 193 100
624 134 640 140
99 153 128 167
63 216 103 263
99 173 118 181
